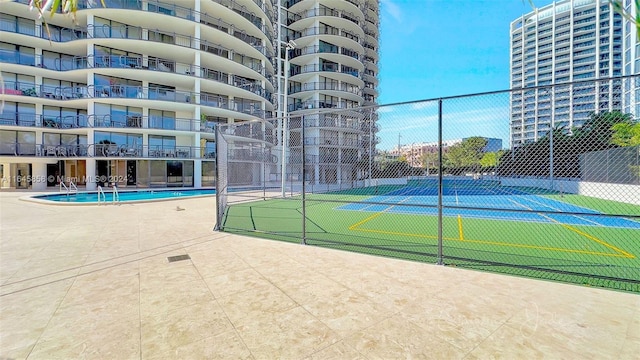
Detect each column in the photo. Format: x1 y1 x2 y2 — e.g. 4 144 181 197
142 133 149 157
194 132 202 188
31 163 47 191
194 160 202 188
85 159 96 190
1 163 10 189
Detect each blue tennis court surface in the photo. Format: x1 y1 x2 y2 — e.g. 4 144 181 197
337 185 640 229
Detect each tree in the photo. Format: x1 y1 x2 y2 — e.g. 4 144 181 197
376 160 416 178
611 120 640 147
420 151 439 169
444 137 488 174
480 150 505 168
498 111 636 179
445 137 488 167
26 0 103 20
573 111 634 151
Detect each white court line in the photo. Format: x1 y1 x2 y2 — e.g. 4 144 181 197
354 195 410 212
514 196 608 226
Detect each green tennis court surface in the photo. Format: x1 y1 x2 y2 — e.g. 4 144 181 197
220 183 640 293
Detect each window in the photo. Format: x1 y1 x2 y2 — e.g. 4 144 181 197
94 17 141 39
94 131 141 156
318 40 339 54
149 135 176 156
0 14 34 36
94 74 141 98
94 103 141 128
43 106 87 128
148 109 176 130
0 130 35 155
0 42 35 66
94 46 142 69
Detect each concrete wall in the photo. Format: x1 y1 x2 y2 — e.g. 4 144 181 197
365 178 408 187
500 177 640 205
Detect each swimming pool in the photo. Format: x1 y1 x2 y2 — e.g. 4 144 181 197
31 188 216 204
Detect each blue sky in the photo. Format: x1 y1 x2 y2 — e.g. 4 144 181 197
375 0 555 150
378 0 554 103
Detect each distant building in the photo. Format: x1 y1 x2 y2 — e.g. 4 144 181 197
509 0 635 147
393 137 503 168
621 2 639 119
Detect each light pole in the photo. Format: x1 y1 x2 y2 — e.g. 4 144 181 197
281 39 296 197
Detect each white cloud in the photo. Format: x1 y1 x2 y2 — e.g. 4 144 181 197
380 0 403 23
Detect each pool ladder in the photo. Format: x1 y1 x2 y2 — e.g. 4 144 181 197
97 186 106 204
112 185 120 203
97 185 119 204
59 180 78 195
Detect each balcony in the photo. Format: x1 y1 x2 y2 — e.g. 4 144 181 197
289 82 362 96
0 143 88 157
2 81 89 100
0 142 212 159
92 84 193 104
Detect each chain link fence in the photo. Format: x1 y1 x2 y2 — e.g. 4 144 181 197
216 75 640 292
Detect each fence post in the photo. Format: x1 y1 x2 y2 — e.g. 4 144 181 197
437 98 444 266
369 108 373 183
262 141 266 201
301 115 307 245
549 87 554 191
214 125 222 231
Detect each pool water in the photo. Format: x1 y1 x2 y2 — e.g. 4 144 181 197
34 189 216 203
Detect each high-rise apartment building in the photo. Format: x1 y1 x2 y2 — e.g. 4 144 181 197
509 0 633 147
277 0 380 184
0 0 380 190
621 0 639 118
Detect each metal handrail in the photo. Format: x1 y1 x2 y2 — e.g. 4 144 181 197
97 186 106 204
112 186 120 204
69 180 78 193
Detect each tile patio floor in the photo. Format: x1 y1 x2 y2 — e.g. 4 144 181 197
0 191 638 359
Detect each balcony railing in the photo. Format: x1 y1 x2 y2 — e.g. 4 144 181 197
78 0 272 41
93 144 198 159
296 26 360 44
288 115 362 131
227 148 276 163
1 18 267 77
291 45 361 62
1 50 271 101
291 63 360 78
287 100 363 112
0 20 87 41
0 143 88 157
2 81 89 100
299 7 361 26
90 84 194 103
0 142 216 159
289 82 362 96
0 112 88 128
294 137 360 147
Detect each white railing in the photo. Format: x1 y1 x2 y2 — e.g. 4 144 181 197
59 180 78 194
97 185 106 204
69 180 78 192
112 185 120 203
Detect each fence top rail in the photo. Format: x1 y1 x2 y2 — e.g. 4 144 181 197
374 74 639 108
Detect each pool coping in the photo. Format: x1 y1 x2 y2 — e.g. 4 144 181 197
19 188 217 206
